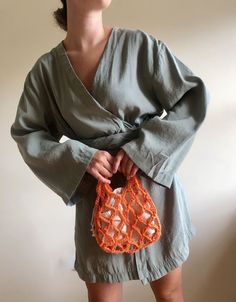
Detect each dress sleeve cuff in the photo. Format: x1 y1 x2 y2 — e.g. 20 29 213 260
121 142 172 189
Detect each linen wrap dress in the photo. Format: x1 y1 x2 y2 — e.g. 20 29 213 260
10 27 210 285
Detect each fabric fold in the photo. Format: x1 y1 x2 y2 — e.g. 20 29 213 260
121 39 210 188
10 63 98 206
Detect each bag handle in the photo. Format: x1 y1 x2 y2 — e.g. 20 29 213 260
95 174 141 206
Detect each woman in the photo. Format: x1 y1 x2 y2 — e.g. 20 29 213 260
10 0 210 301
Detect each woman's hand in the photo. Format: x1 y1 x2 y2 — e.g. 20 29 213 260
113 149 139 178
86 150 114 184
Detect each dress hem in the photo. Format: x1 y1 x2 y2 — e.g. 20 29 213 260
73 228 196 286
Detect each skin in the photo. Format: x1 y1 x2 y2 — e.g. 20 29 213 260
64 1 185 301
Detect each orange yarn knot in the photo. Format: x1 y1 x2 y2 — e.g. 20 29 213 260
90 174 161 254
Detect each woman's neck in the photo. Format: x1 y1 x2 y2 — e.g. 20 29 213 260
63 2 110 52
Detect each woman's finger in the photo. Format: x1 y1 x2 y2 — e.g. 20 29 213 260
113 149 125 173
120 154 129 175
129 165 139 177
125 159 134 176
93 170 111 184
99 165 114 178
105 153 114 166
103 159 115 174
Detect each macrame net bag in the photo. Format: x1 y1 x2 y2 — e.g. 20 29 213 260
90 174 161 254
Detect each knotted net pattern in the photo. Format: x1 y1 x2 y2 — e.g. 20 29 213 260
91 174 162 254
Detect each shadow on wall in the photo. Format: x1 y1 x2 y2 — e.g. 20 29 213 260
185 206 236 302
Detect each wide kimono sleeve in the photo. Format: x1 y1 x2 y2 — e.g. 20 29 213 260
121 38 211 188
10 59 98 206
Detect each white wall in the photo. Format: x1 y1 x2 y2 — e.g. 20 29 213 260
1 0 236 301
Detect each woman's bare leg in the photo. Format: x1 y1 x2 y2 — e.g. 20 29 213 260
85 281 123 302
149 266 184 302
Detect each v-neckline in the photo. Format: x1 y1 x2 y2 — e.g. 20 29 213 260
59 27 117 98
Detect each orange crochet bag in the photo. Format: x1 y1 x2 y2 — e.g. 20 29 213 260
90 174 161 254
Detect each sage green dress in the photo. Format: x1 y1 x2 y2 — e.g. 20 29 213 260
10 26 210 285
